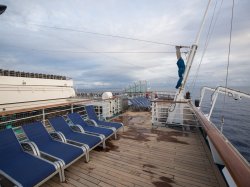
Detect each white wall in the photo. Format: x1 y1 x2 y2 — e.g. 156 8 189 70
0 76 76 110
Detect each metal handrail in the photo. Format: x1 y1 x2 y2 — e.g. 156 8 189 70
0 98 118 127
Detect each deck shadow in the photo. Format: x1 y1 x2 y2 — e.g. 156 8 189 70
121 120 189 144
94 140 120 152
152 176 175 187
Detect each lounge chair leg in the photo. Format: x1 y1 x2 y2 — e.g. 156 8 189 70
81 145 90 163
59 168 65 182
119 123 124 132
114 132 117 140
56 160 66 182
103 140 106 149
85 152 90 163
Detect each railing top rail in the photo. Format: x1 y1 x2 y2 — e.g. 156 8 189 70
0 105 89 125
151 100 188 104
0 99 92 116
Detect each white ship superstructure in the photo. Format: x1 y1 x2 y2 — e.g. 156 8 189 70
0 69 75 112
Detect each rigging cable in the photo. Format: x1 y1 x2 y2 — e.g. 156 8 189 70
190 0 222 92
0 45 180 80
1 18 189 48
221 0 234 133
5 47 184 54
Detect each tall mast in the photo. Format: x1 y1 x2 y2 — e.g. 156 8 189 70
178 0 211 95
167 0 211 125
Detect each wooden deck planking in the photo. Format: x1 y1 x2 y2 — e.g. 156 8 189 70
42 111 226 187
112 140 212 166
89 150 218 186
90 145 214 178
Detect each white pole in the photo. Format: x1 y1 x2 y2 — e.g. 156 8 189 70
194 0 212 46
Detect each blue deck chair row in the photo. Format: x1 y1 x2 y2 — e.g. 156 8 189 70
85 105 124 133
0 129 60 187
0 113 120 186
134 97 151 108
130 97 151 110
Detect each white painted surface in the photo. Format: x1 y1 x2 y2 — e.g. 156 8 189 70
102 92 113 100
0 76 75 111
222 167 237 187
207 136 224 165
0 76 73 86
166 92 185 124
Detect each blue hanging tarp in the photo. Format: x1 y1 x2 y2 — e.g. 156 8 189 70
175 57 185 89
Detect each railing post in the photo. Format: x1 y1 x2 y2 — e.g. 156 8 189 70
151 101 155 125
98 105 100 119
71 104 74 113
42 109 45 124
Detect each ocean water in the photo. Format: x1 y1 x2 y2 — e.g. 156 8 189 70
198 89 250 163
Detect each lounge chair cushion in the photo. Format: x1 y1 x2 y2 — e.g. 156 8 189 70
62 131 102 148
83 125 114 137
67 113 114 137
48 116 102 149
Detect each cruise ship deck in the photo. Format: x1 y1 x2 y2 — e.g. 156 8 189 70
42 111 227 187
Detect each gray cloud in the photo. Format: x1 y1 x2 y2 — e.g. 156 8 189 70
0 0 249 90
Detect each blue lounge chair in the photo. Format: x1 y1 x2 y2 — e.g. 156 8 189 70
85 105 124 132
67 112 116 139
0 129 60 187
22 121 86 180
130 96 151 110
48 116 105 157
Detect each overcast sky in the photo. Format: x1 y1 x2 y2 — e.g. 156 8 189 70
0 0 249 91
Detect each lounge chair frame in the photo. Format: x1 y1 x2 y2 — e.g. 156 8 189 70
20 123 87 182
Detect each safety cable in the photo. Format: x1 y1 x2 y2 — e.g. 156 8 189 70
221 0 234 133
